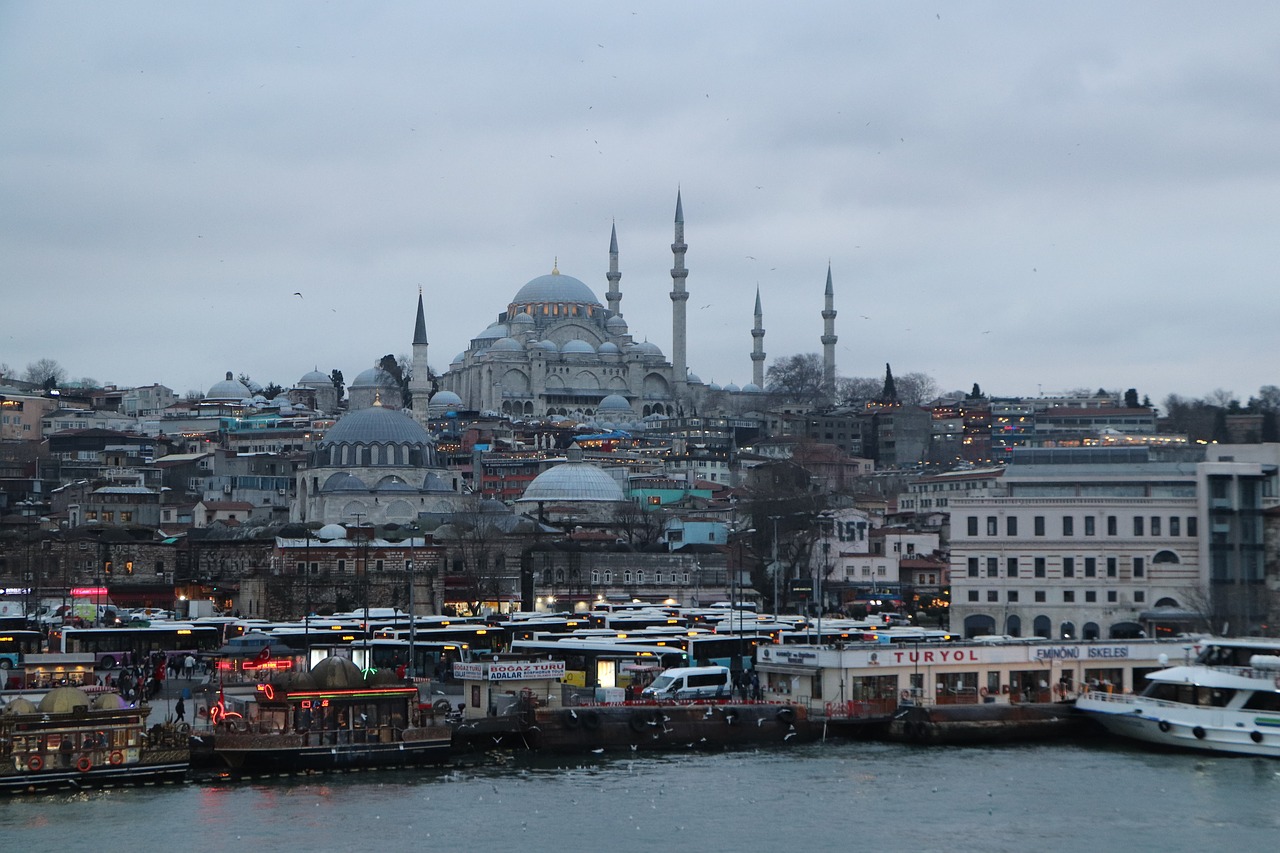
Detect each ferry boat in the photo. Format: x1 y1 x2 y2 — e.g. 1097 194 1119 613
1076 637 1280 757
0 687 189 793
207 656 453 776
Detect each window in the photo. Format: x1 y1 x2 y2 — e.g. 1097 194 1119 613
1133 557 1145 578
1134 590 1146 603
1063 557 1075 578
296 561 305 574
1034 557 1046 578
968 557 979 577
1062 516 1074 536
1085 558 1096 578
1107 515 1117 536
987 557 998 577
1170 516 1181 536
1008 590 1019 603
404 560 412 571
120 511 133 523
337 559 346 573
987 590 999 602
1007 517 1018 536
1034 516 1045 536
1084 516 1095 536
1187 517 1198 536
1133 516 1144 536
375 559 384 571
1063 590 1075 603
1106 557 1116 577
967 516 978 536
1085 590 1097 603
311 562 320 575
1034 591 1046 603
1007 557 1018 577
986 516 998 536
1107 590 1117 603
968 590 980 602
1151 517 1161 536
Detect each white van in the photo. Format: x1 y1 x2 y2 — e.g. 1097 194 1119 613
640 665 733 701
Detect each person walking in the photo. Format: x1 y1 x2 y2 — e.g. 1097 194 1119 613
184 654 196 680
175 696 186 723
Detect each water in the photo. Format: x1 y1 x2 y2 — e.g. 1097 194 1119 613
4 740 1278 851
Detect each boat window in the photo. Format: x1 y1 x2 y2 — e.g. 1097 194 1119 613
1242 691 1280 712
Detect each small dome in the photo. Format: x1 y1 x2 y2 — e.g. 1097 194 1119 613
93 692 129 710
632 341 663 357
510 311 535 327
350 367 397 389
605 314 629 333
511 269 602 306
317 523 348 540
490 337 524 352
561 339 595 355
208 371 252 401
598 342 620 354
39 687 93 714
686 373 702 384
709 382 722 392
741 383 762 393
451 352 466 365
518 456 626 503
597 394 633 414
321 472 366 492
1 697 37 715
530 339 559 352
723 382 741 393
430 390 463 408
299 369 330 385
474 322 508 341
422 472 455 492
310 656 366 690
376 475 416 492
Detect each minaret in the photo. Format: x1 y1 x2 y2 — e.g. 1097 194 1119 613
821 264 838 401
670 190 689 394
410 287 432 424
606 222 622 316
750 285 766 388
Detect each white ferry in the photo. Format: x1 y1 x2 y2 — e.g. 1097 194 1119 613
1076 637 1280 757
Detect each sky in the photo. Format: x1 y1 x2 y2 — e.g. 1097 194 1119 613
3 3 1278 407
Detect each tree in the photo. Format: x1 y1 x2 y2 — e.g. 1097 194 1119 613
263 382 284 398
765 353 824 402
23 358 66 390
330 369 345 400
1124 388 1140 408
895 372 939 406
0 363 10 381
878 363 898 403
377 354 412 408
837 376 882 403
967 383 984 400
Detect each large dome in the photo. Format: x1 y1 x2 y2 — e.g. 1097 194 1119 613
511 269 601 307
208 371 252 401
319 405 432 448
519 452 626 503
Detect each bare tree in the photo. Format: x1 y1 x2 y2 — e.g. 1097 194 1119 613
23 358 66 390
895 372 939 406
765 353 824 402
837 376 882 403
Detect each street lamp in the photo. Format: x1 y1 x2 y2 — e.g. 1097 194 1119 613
406 521 420 680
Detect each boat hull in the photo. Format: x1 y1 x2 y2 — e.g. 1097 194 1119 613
0 751 189 793
210 726 453 775
1077 695 1280 758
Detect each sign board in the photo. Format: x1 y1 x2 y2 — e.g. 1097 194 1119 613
454 660 568 681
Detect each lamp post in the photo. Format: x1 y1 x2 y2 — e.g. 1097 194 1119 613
769 515 781 617
406 521 419 680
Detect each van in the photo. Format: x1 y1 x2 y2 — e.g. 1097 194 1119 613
640 665 733 701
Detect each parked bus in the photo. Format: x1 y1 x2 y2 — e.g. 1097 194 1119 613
55 623 222 669
0 630 43 687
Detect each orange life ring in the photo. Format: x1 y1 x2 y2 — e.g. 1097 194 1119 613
77 756 93 773
109 750 124 766
979 686 989 697
27 754 43 772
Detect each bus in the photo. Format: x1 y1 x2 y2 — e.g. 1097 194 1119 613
0 630 43 687
56 623 222 669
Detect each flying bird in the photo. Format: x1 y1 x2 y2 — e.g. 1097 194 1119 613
293 292 303 298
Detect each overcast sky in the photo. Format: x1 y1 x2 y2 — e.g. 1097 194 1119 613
3 3 1278 407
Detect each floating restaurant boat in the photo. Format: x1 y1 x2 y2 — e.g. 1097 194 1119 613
0 687 189 793
1076 637 1280 757
206 656 453 776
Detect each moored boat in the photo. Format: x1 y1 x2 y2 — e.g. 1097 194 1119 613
1076 637 1280 757
0 687 189 793
206 656 452 776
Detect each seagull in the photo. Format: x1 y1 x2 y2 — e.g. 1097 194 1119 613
569 709 578 719
293 292 303 298
592 748 604 754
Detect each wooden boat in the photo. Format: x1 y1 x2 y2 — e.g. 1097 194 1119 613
207 656 452 776
0 687 189 793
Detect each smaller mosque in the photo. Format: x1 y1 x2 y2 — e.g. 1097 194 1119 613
293 395 464 526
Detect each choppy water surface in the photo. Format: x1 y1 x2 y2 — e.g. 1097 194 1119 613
4 740 1278 852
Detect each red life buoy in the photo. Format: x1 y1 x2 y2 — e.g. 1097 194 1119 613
77 756 93 773
979 686 989 697
109 750 124 766
27 754 43 772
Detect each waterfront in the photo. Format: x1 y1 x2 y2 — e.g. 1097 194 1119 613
3 739 1278 851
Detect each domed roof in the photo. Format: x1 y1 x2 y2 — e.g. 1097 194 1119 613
561 339 595 355
430 390 463 407
490 337 524 352
741 383 762 393
310 656 365 690
519 452 625 503
208 371 252 401
723 382 741 393
597 394 633 413
2 697 38 715
605 314 628 333
598 342 620 354
350 367 397 389
319 404 432 448
512 269 601 306
632 341 663 357
93 692 128 710
709 382 722 391
39 687 92 714
321 473 366 492
687 373 702 384
475 322 508 342
299 369 330 385
530 339 559 352
422 472 455 492
376 475 415 492
317 523 348 540
451 352 466 365
510 311 535 327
